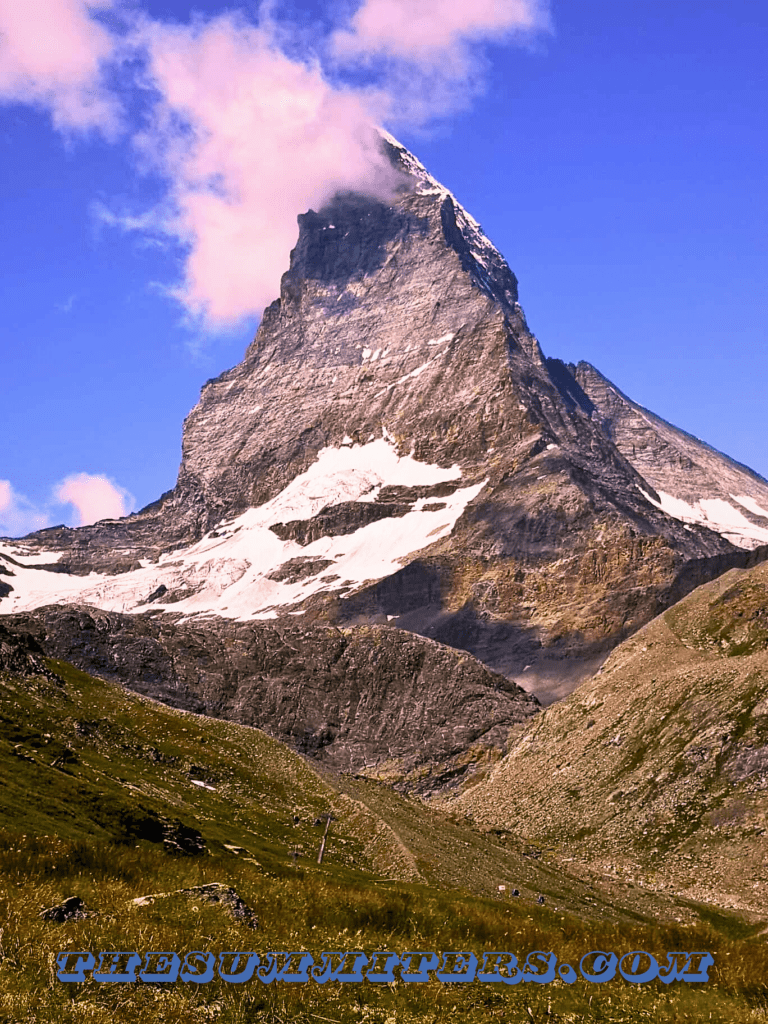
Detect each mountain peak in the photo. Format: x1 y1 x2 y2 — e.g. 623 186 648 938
379 130 520 308
3 137 767 703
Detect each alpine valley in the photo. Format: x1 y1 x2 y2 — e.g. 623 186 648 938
3 132 768 960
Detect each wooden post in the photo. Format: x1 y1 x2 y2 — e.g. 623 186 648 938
317 814 332 864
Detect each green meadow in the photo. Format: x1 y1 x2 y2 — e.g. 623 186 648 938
1 659 767 1023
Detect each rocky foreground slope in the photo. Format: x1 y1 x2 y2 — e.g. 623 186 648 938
452 558 768 915
3 134 768 704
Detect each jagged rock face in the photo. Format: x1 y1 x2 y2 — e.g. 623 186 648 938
174 174 525 521
0 621 62 684
572 361 768 548
3 135 767 702
451 558 768 915
3 605 538 792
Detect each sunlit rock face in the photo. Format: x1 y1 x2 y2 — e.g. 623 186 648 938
3 134 767 702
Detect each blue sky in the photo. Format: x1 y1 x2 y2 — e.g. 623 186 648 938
1 0 766 536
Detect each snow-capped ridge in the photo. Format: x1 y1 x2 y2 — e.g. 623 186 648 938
379 129 518 309
639 488 768 549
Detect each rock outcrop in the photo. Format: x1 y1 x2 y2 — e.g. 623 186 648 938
0 620 63 684
2 605 538 791
130 883 257 927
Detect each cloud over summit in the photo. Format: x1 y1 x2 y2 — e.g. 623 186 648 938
133 11 401 324
0 0 549 326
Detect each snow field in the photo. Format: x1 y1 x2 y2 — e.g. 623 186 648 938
0 439 484 622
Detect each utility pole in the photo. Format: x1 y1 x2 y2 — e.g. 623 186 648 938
317 813 333 864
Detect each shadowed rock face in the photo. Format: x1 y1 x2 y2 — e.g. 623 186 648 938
3 605 538 792
0 621 63 685
3 135 768 703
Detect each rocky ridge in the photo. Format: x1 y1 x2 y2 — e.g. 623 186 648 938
1 604 537 792
572 360 768 548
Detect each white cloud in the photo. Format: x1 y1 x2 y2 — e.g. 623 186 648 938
0 474 136 537
331 0 551 123
0 480 50 538
0 0 122 135
333 0 549 65
54 473 135 526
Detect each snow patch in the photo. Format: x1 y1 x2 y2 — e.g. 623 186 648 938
731 494 768 520
639 489 768 549
0 544 62 566
375 350 447 397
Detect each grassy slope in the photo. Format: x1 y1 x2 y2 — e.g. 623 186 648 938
1 658 767 1022
453 560 768 919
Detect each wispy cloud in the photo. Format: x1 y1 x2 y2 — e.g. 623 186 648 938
331 0 551 122
334 0 549 62
56 293 78 314
91 198 166 236
0 0 122 135
0 480 50 538
54 472 135 526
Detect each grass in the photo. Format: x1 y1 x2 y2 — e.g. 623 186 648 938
664 574 768 658
1 659 768 1022
3 831 768 1023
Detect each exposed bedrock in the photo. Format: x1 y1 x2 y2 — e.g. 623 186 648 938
3 605 538 792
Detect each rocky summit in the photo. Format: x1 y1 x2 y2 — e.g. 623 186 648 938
2 133 768 706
